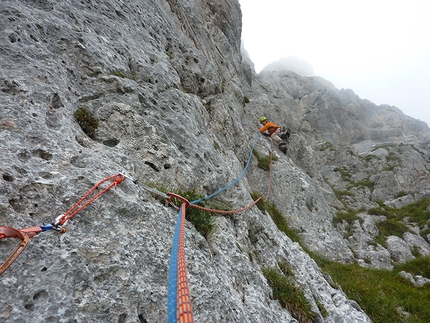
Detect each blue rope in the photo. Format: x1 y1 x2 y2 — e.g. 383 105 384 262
167 132 260 322
191 132 260 205
167 206 183 323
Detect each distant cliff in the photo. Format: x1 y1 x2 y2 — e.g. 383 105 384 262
1 1 429 322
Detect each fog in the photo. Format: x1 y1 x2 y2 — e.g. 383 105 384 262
240 0 430 126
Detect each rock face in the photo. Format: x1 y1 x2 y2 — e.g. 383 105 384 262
0 1 429 323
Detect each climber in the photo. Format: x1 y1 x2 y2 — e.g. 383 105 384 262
259 116 288 154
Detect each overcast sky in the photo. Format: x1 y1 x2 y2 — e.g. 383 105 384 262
240 0 430 126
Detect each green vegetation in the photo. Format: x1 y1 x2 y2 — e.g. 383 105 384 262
333 209 363 239
263 266 315 323
74 107 99 138
354 179 375 190
314 256 430 323
375 219 411 246
395 256 430 278
360 154 382 163
250 188 430 323
330 187 354 206
253 150 279 171
333 209 363 226
317 141 335 151
144 183 214 239
386 152 402 164
166 51 174 59
368 198 430 240
333 166 375 193
172 190 213 239
203 102 212 112
213 141 220 151
251 191 301 243
112 70 138 80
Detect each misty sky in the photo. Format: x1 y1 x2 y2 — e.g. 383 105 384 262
240 0 430 126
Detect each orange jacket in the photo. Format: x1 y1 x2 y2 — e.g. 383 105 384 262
259 121 280 135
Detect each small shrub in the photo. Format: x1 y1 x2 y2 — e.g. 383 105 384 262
369 198 430 241
331 187 355 202
74 107 99 138
396 191 408 198
337 167 352 182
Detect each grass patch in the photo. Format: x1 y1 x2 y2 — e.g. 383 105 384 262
333 209 363 239
317 141 335 151
263 267 315 323
334 167 375 192
368 198 430 240
147 183 215 240
251 192 301 243
112 70 138 80
335 167 352 182
352 179 375 190
333 209 362 226
360 154 382 162
253 150 278 171
166 51 174 59
250 191 267 213
169 189 213 239
331 187 355 202
377 219 410 238
315 257 430 323
74 107 99 138
394 256 430 278
383 164 400 171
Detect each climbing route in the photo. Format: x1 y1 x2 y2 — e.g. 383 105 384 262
166 132 277 323
1 131 277 323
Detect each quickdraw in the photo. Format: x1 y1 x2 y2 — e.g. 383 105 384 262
0 174 125 275
0 226 29 275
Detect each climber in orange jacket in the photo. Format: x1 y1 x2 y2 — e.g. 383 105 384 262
259 116 288 154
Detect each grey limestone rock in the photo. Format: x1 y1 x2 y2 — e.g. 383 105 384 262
1 0 429 323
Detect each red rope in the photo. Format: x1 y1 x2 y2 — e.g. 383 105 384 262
177 203 195 323
56 174 125 226
264 140 275 202
188 197 261 215
0 226 29 275
0 174 126 275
